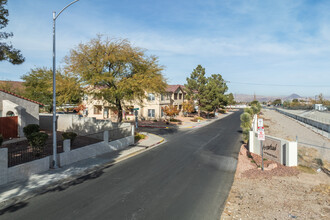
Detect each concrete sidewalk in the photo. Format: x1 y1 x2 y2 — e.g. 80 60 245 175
138 111 234 129
0 132 164 209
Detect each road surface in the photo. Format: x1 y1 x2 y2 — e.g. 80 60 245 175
0 111 242 220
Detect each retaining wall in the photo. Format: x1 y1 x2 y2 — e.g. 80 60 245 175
0 125 135 186
59 135 134 167
0 148 50 185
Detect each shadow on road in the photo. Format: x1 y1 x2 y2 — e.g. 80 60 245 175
0 164 114 216
0 202 28 215
137 125 179 136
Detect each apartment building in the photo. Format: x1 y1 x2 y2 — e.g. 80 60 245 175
83 85 187 120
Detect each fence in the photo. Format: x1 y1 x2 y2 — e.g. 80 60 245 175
3 139 63 167
70 131 104 150
2 124 134 167
275 108 330 138
59 125 135 167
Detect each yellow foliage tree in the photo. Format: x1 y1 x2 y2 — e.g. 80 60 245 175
162 105 180 119
65 36 167 122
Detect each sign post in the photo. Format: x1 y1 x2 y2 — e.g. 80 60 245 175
257 118 265 171
133 108 139 129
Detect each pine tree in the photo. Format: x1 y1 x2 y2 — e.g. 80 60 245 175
184 65 207 116
0 0 24 64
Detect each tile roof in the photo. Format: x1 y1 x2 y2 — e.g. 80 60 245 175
166 84 186 93
0 89 44 106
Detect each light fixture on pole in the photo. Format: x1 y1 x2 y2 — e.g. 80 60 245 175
52 0 80 168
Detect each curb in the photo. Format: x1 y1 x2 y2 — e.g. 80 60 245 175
139 125 169 129
0 133 165 211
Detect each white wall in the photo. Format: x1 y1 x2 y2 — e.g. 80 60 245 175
59 135 134 167
40 114 114 135
249 131 297 166
0 91 39 126
0 147 50 185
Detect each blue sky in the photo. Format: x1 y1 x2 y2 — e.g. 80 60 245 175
0 0 330 97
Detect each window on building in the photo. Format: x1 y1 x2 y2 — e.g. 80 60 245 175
6 111 15 117
179 105 182 110
161 109 164 117
179 93 182 99
148 109 155 118
94 106 102 114
161 94 164 101
174 93 178 100
148 93 155 101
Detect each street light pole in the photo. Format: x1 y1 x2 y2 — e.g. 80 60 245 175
52 0 80 168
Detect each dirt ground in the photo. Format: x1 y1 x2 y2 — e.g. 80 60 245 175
221 145 330 220
221 108 330 219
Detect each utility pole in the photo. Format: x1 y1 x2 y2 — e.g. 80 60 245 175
52 0 80 168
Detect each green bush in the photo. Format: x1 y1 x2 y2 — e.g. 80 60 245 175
62 132 77 145
240 112 252 129
251 105 259 115
169 118 181 122
29 132 48 156
0 134 3 146
23 124 40 138
135 132 146 142
244 108 254 117
153 119 158 122
242 127 250 143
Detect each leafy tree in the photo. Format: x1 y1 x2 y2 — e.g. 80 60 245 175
22 67 82 112
250 100 259 106
22 67 53 111
184 65 208 116
162 105 180 119
65 36 167 122
203 74 228 113
0 0 24 64
272 99 282 106
318 93 324 104
182 101 194 114
56 71 82 106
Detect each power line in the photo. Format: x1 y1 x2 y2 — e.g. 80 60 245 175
226 81 330 88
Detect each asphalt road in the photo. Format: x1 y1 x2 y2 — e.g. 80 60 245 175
0 111 242 220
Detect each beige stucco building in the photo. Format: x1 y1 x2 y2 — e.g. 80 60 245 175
82 85 187 120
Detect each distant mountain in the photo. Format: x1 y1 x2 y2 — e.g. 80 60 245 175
234 93 312 103
284 93 301 100
234 94 281 103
